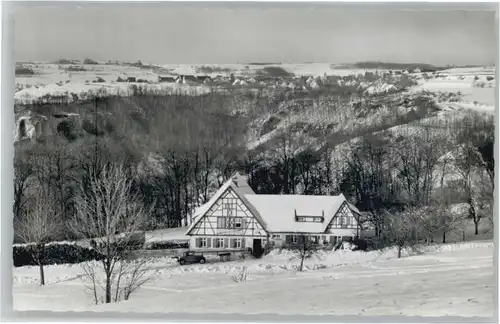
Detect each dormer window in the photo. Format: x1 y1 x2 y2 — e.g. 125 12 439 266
294 209 325 223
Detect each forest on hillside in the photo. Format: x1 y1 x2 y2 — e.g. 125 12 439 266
13 84 494 247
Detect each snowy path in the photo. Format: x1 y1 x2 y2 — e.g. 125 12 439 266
13 245 494 317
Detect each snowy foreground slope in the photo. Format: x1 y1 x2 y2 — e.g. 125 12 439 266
14 241 493 317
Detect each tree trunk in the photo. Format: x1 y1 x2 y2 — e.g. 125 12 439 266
105 272 112 303
442 231 446 244
299 254 305 272
39 262 45 286
397 245 402 258
462 230 466 241
474 219 479 235
38 244 45 285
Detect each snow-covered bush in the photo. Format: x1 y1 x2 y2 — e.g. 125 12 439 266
231 266 248 283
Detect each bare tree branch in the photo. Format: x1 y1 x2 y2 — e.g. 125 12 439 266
69 163 155 304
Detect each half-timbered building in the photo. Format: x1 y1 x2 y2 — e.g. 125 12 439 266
185 173 362 256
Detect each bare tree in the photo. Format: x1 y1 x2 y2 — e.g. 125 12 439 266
69 163 155 304
472 170 494 232
430 177 468 244
383 208 415 258
395 130 441 206
418 207 442 245
436 203 467 244
452 142 488 235
295 234 317 272
13 151 35 222
32 140 78 225
81 253 155 304
15 188 62 285
341 137 400 239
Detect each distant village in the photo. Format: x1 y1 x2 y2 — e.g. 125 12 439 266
114 68 418 92
15 61 427 95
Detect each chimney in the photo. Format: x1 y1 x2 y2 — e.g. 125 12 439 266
232 172 244 187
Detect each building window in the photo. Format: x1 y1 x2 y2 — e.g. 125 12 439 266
340 216 348 228
200 237 207 248
291 235 298 243
272 234 280 239
223 199 237 217
215 238 225 248
234 238 242 248
217 217 226 229
295 215 324 223
216 216 244 229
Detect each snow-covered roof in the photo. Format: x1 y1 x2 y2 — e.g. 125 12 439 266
185 172 264 235
185 172 360 235
190 173 254 222
244 194 349 233
231 173 255 195
346 202 361 215
145 226 190 243
185 179 234 234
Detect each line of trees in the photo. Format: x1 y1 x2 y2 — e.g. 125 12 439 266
16 161 156 303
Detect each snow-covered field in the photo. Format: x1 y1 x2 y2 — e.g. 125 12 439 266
160 63 385 78
13 241 494 317
414 66 496 110
14 63 212 104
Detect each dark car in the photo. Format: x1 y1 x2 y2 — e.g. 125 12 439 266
176 251 206 265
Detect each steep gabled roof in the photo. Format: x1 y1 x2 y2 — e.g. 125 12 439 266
244 193 352 233
185 173 360 235
346 201 361 216
229 174 268 230
185 172 267 235
185 179 233 235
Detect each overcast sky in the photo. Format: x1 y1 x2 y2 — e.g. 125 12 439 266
11 3 497 66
